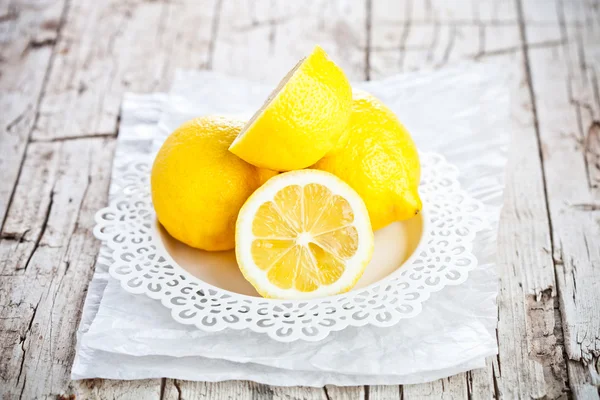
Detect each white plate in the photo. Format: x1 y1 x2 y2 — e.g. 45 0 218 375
157 215 423 297
94 152 487 342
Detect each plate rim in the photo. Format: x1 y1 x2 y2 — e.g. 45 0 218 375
94 151 488 342
149 207 429 304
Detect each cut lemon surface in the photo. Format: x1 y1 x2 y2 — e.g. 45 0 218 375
235 170 374 300
229 46 352 171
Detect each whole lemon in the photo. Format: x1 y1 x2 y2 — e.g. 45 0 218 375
151 116 277 251
313 90 421 230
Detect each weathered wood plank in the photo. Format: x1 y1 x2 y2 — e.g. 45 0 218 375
323 385 364 400
370 0 570 398
31 0 217 141
466 364 496 399
162 380 331 400
162 380 255 400
521 0 600 397
71 379 161 400
370 2 505 397
367 385 400 400
16 0 219 395
492 48 569 399
403 374 467 399
0 0 67 227
211 0 368 82
0 138 115 399
369 0 522 78
273 385 328 400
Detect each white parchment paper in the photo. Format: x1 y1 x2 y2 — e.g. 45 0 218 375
72 63 510 386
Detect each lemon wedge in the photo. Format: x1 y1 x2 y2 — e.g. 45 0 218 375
229 46 352 171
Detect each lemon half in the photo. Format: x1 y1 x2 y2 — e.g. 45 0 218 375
235 170 374 299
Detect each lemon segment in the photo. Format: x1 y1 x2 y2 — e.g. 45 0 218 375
229 46 352 171
236 170 374 299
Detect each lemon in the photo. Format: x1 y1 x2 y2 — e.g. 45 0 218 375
229 46 352 171
235 170 374 299
151 116 277 251
313 90 422 230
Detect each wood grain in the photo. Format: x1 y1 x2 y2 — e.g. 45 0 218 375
0 0 221 396
403 374 468 399
0 138 115 399
162 380 332 400
370 0 570 398
521 0 600 397
212 0 368 82
72 379 161 400
0 0 598 398
31 0 217 141
0 0 67 229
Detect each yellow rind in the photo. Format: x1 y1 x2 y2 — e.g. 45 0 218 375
313 90 422 230
229 46 352 171
151 116 277 251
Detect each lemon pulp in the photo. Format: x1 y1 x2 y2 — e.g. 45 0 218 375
251 184 359 292
235 169 373 299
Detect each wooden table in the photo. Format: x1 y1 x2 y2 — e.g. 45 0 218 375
1 0 599 398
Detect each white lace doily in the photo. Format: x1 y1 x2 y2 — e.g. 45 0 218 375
93 152 487 342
